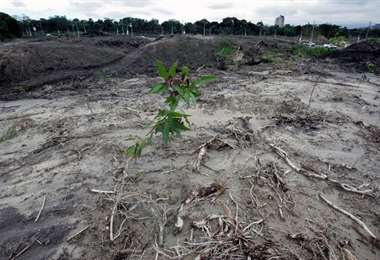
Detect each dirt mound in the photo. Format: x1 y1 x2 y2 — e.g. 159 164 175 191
328 40 380 73
114 36 270 76
117 36 220 75
0 41 125 95
94 37 151 49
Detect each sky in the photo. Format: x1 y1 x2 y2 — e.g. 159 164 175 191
1 0 379 27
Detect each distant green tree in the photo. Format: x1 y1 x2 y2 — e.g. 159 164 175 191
0 12 21 40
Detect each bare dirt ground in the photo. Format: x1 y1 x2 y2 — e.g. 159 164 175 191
0 36 379 260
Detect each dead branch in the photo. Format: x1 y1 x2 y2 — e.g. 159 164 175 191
9 240 36 260
228 192 239 234
319 193 377 241
270 144 374 196
34 195 46 223
110 161 129 241
193 146 207 172
67 225 89 242
308 83 318 107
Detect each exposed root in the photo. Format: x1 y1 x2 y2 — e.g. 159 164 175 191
319 193 377 242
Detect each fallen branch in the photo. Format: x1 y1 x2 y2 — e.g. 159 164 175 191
270 144 374 196
342 248 358 260
34 195 46 223
319 193 377 241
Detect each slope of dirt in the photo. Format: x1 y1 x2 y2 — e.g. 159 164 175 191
0 63 379 259
112 35 287 77
56 36 152 51
328 40 380 74
0 36 152 99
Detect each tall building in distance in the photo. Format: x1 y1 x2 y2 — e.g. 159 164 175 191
275 15 285 27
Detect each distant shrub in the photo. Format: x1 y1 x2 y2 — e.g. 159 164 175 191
329 36 347 47
367 63 376 73
367 38 380 44
0 12 21 41
291 45 332 58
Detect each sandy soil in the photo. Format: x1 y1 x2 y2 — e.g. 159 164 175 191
0 36 379 260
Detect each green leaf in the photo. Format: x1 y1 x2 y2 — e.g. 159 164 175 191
150 83 166 94
181 66 189 79
162 121 170 144
168 62 177 78
126 142 142 157
155 60 168 79
193 75 216 87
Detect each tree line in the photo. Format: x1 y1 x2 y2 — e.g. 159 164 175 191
1 12 380 41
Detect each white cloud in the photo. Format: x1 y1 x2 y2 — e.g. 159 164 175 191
0 0 378 25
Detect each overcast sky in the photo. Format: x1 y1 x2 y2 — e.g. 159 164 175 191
1 0 378 27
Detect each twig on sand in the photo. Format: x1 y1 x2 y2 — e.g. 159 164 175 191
193 136 220 172
34 195 46 223
308 83 318 107
67 225 89 242
319 193 377 241
90 188 115 194
194 146 207 172
10 240 36 260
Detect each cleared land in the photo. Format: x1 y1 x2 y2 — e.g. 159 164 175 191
0 35 379 260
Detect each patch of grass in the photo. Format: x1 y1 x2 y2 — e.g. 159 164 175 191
216 39 235 58
215 39 236 69
291 45 332 59
0 126 17 143
262 50 283 64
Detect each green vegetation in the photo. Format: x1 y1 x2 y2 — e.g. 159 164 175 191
126 61 215 158
329 36 347 47
291 45 332 59
215 39 236 69
368 38 380 44
367 63 376 73
216 39 235 58
0 126 17 143
95 70 111 80
0 12 21 41
262 50 283 64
